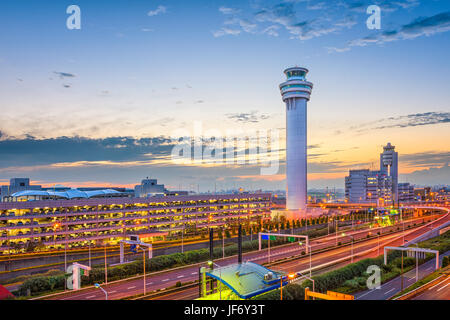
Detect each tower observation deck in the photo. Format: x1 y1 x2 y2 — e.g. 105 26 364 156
279 67 313 212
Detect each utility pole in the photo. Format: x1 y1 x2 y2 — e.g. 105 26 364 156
401 250 404 291
104 244 108 284
280 277 283 301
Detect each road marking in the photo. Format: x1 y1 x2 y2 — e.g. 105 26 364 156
147 282 153 285
109 291 116 294
426 266 433 271
127 286 136 290
86 295 96 299
437 282 450 292
162 279 169 282
177 275 184 278
408 277 415 282
191 272 197 275
429 279 449 290
384 288 396 295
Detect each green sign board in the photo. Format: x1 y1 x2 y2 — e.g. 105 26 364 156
269 235 277 241
287 237 296 242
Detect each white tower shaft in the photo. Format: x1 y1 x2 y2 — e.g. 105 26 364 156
286 98 307 210
279 67 313 212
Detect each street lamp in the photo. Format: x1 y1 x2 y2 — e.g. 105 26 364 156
299 242 312 277
104 243 108 284
139 247 147 295
94 283 108 300
335 219 339 246
342 234 354 263
222 227 225 259
181 225 184 254
207 260 222 300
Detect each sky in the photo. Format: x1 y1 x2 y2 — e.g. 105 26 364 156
0 0 449 192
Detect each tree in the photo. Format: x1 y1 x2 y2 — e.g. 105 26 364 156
442 256 449 268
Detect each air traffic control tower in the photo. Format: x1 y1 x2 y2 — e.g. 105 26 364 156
279 67 313 216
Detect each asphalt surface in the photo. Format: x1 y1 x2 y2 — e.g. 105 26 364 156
412 276 450 300
0 224 330 279
153 214 450 300
355 251 450 300
40 213 449 300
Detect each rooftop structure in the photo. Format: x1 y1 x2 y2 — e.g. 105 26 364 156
134 178 166 197
203 262 285 300
9 188 124 201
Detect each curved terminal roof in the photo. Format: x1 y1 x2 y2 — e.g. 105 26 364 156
205 261 285 299
11 188 123 199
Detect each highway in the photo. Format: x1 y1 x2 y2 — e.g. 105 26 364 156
38 212 449 300
152 213 450 300
0 223 330 279
412 276 450 300
355 252 450 300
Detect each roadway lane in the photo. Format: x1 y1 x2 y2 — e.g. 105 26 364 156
412 277 450 300
151 216 450 300
0 223 330 278
356 252 450 300
48 213 449 300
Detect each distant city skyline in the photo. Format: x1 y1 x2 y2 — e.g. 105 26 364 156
0 0 449 190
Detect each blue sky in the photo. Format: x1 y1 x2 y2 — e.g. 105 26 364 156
0 0 449 191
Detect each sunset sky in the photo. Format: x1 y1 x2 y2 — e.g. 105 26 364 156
0 0 449 191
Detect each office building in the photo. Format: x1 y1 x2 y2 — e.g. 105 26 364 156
398 183 415 202
380 142 399 204
134 178 166 197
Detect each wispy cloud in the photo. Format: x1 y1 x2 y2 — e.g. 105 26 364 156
214 2 357 40
219 6 241 15
332 11 450 52
148 5 167 17
400 151 450 168
225 111 270 123
372 112 450 130
54 71 75 79
212 27 241 37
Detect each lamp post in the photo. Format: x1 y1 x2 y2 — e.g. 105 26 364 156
222 227 225 259
181 225 184 254
401 250 404 291
299 242 312 277
208 261 222 300
335 219 338 246
345 234 354 263
88 242 91 268
139 247 147 295
94 283 108 300
104 244 108 284
308 245 312 277
280 276 283 301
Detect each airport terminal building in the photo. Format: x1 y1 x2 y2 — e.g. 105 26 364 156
0 192 271 254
